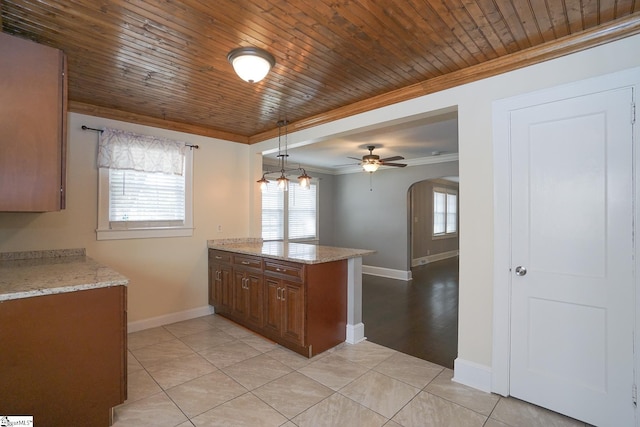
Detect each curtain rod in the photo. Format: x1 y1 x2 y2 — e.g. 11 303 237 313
81 125 199 149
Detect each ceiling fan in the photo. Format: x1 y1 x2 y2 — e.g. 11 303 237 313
348 145 407 172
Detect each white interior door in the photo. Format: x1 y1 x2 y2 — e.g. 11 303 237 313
510 87 635 426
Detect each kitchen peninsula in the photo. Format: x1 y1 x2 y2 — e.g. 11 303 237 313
207 239 374 357
0 249 128 426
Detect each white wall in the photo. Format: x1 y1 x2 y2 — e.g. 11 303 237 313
0 113 252 324
250 34 640 371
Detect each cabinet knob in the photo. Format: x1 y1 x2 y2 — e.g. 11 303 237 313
276 268 287 272
241 261 251 265
281 288 286 301
215 256 222 260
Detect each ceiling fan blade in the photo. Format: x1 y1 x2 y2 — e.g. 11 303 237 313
381 162 407 167
379 155 404 162
347 156 363 161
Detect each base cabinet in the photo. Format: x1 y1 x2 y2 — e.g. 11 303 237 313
208 249 347 357
0 286 126 426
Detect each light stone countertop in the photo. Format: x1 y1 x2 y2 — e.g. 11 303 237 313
207 239 375 264
0 249 128 302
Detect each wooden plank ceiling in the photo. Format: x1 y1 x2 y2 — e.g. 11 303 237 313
1 1 639 143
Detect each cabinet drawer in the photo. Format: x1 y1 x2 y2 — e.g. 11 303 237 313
233 254 263 270
264 260 304 282
209 250 232 264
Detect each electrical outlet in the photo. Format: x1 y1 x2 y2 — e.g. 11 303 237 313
217 225 222 232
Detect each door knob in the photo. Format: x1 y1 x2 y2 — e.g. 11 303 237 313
515 266 527 276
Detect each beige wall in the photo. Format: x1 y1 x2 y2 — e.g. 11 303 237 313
0 113 252 323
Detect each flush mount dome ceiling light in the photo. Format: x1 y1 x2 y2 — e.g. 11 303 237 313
227 46 275 83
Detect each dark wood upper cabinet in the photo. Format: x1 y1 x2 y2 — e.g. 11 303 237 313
0 32 67 212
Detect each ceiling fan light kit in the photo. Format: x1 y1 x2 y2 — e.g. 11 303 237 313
354 145 407 173
227 46 275 83
362 161 380 173
258 120 312 192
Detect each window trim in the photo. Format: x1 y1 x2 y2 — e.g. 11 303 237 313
96 150 194 240
432 187 458 239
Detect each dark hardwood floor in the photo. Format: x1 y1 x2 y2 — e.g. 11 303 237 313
362 256 459 369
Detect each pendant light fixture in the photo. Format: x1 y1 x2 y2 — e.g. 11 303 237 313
257 120 312 192
227 47 275 83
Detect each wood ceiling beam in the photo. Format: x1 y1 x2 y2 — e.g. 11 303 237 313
249 13 640 144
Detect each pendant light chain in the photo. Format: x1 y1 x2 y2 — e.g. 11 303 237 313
257 120 312 192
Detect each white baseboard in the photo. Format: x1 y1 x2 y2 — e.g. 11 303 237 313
363 265 412 281
412 250 459 267
346 322 366 344
452 358 492 393
128 305 215 333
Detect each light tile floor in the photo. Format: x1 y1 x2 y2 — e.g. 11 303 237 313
114 314 588 427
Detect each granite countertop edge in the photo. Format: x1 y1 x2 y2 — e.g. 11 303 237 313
1 280 129 302
207 239 375 264
0 249 129 302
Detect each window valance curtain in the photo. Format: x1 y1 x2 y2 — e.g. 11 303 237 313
98 127 187 175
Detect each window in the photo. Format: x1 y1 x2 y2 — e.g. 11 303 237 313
433 188 457 237
261 180 318 242
97 128 194 240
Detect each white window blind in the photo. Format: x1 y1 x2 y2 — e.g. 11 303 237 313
261 180 318 241
433 188 457 237
261 181 284 240
109 168 185 228
288 182 317 240
433 191 446 235
446 193 457 234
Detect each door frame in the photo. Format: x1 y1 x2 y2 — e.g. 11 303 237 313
491 66 639 416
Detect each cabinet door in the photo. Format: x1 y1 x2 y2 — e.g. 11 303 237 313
232 270 248 319
211 263 233 315
264 277 282 335
220 265 233 313
246 273 263 327
0 32 67 212
282 281 305 347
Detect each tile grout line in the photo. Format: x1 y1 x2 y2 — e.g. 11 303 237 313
125 315 504 426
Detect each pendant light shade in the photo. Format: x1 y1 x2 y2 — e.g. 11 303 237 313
257 176 269 192
227 47 275 83
298 170 311 189
277 174 289 191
